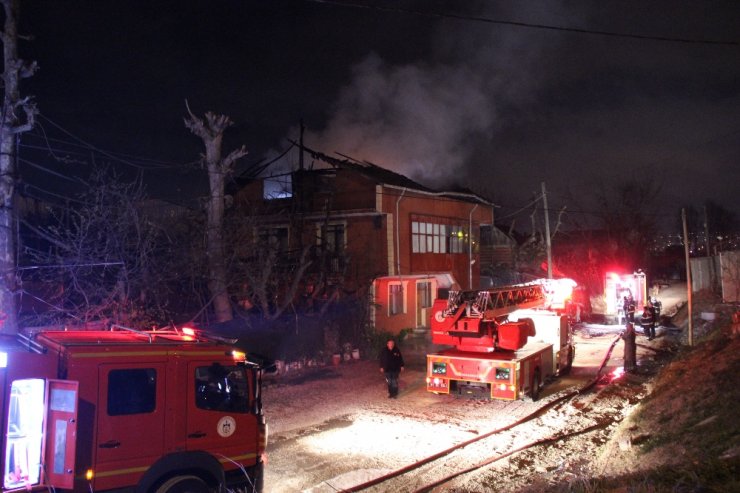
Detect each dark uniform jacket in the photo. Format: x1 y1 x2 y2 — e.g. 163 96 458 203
640 307 654 327
379 346 405 373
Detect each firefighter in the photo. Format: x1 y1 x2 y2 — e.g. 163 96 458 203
622 321 637 372
623 295 636 323
379 339 405 398
651 296 662 326
640 304 655 340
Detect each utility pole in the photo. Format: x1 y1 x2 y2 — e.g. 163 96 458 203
682 208 693 346
541 182 553 279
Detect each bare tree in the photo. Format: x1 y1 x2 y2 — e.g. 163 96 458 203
184 104 247 323
0 0 37 334
556 175 662 293
20 168 165 326
226 192 344 323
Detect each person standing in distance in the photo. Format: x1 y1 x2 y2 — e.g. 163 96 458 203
379 339 405 398
640 304 655 340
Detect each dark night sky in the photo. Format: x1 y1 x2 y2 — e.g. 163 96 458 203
15 0 740 229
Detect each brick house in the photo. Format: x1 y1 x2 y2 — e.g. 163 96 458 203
232 150 514 335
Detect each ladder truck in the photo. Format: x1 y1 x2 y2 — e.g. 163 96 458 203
426 282 575 400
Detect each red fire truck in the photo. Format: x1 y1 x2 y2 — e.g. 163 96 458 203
602 270 648 323
0 326 268 493
426 283 575 400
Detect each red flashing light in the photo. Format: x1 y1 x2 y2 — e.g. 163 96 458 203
610 367 625 382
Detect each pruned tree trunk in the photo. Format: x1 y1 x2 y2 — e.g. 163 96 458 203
184 103 246 323
0 0 37 334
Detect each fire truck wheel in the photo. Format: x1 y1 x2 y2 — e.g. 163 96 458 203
531 370 541 402
561 347 574 375
155 475 211 493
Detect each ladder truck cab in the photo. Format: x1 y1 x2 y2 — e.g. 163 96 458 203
426 282 575 401
0 326 268 493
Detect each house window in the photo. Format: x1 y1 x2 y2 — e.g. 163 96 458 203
319 223 346 253
450 225 467 253
411 221 447 254
263 175 292 199
389 284 404 316
417 281 433 308
258 226 289 252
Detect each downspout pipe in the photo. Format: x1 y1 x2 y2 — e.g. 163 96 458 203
469 204 478 290
396 188 407 277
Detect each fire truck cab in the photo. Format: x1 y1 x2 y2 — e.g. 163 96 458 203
1 327 267 493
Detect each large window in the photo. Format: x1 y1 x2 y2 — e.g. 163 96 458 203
450 225 466 253
412 221 447 254
389 284 404 316
108 369 156 416
411 216 469 254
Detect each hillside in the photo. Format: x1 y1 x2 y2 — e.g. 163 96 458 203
585 296 739 491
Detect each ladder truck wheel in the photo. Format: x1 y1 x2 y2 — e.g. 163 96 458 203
531 369 541 402
155 475 212 493
561 346 575 375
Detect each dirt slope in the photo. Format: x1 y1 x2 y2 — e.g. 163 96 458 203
590 302 740 492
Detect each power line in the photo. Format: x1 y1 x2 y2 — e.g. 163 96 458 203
18 157 81 183
37 114 186 170
307 0 739 46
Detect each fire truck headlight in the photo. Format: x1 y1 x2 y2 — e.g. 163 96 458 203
499 383 506 391
86 469 94 481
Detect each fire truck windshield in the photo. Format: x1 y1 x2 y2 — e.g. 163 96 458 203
195 364 249 413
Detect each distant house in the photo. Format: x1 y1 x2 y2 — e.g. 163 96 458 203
232 149 515 335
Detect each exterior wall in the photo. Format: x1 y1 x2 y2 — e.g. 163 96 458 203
720 251 740 303
372 276 438 335
690 256 720 293
233 170 500 332
342 214 389 286
479 225 516 270
378 187 493 290
332 169 378 211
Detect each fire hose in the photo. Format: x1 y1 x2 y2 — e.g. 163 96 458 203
341 334 623 492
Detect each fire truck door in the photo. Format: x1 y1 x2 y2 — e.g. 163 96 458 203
45 380 79 489
186 361 258 459
94 364 166 480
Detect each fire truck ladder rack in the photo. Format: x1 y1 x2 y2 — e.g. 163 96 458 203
111 323 154 342
444 283 546 320
109 323 238 345
16 331 47 354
